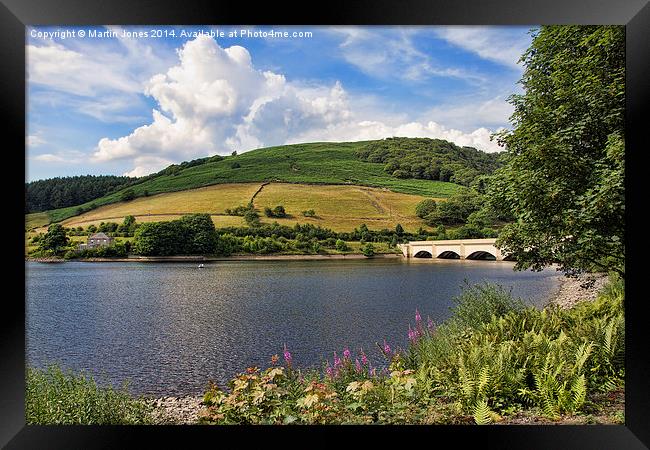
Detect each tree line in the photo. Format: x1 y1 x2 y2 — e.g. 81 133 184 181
355 137 502 187
26 175 138 213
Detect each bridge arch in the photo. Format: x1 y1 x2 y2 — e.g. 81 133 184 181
437 250 460 259
466 251 497 261
413 250 433 258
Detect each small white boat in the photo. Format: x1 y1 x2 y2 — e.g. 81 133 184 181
198 263 205 268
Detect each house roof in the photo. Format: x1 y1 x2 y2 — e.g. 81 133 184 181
89 232 112 239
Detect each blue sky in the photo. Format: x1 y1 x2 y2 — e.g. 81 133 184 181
26 25 535 181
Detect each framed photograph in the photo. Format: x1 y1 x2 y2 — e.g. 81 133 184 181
2 0 647 447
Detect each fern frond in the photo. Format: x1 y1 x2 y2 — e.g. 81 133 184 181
573 342 594 374
603 320 615 357
477 366 490 397
569 375 587 411
473 399 492 425
541 396 559 420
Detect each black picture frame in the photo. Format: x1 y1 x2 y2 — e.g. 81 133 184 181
2 0 648 447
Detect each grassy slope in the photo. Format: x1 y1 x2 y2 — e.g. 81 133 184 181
55 182 438 233
35 141 464 226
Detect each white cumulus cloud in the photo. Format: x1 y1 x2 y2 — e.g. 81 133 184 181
94 35 506 176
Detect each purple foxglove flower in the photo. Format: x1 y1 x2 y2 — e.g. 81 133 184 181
333 352 341 368
383 340 391 355
283 344 292 367
355 359 362 373
360 349 368 366
408 325 418 342
415 308 422 324
326 365 334 378
427 317 435 331
343 348 351 360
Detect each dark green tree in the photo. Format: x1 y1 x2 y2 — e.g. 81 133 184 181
415 199 437 219
39 224 69 254
179 214 218 255
489 26 625 277
424 190 482 226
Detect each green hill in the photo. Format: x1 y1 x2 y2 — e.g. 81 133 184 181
27 139 500 228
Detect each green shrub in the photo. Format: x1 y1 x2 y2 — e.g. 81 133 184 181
264 205 287 218
120 189 136 202
225 204 254 216
244 210 261 227
361 243 375 257
415 199 437 218
26 365 152 425
448 282 525 330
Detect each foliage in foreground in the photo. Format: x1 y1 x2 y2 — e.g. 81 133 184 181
199 276 624 424
26 365 153 425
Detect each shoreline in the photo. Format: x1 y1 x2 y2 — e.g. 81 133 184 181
25 253 402 263
26 253 402 263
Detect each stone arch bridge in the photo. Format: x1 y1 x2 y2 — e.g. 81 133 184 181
398 238 513 261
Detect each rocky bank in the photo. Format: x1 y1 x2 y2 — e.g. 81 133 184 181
147 395 205 425
547 272 609 309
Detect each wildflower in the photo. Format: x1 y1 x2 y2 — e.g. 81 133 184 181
408 325 418 343
415 308 422 324
270 354 279 365
283 344 292 367
343 348 351 360
383 340 391 355
427 316 434 331
355 358 362 373
360 349 368 366
333 352 342 368
326 365 334 378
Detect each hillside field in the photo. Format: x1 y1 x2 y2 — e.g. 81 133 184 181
50 182 438 233
29 141 465 227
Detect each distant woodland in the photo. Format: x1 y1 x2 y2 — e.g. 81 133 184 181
25 175 137 213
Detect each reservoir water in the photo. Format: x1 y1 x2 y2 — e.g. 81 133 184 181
26 259 561 396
